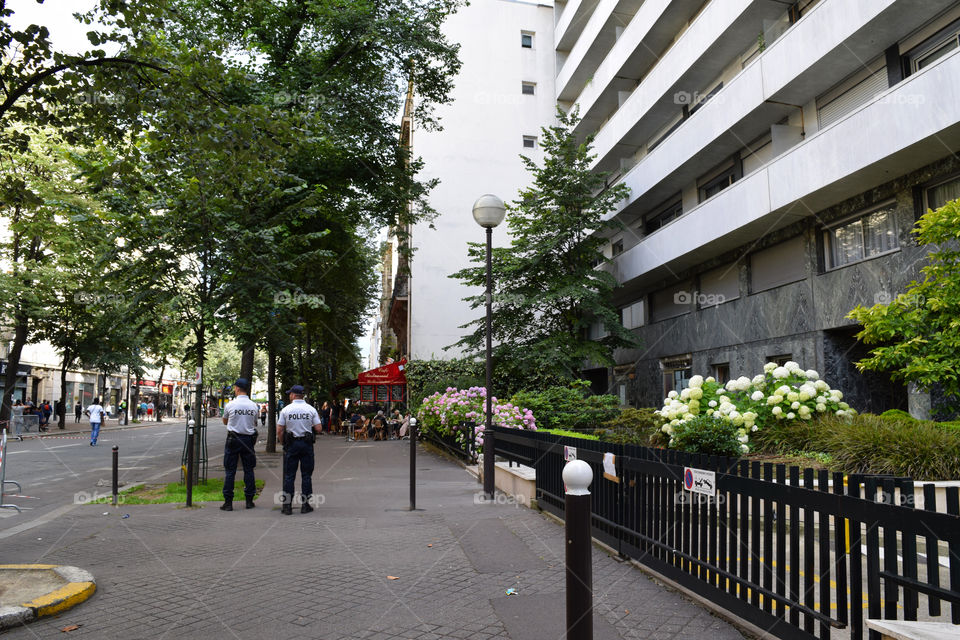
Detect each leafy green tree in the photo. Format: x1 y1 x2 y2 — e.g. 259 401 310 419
451 108 640 385
848 198 960 403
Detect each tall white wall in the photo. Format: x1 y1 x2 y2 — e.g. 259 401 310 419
409 0 557 360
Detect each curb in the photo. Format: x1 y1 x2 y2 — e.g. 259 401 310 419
0 565 96 630
17 421 175 441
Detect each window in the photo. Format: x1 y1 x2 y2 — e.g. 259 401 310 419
750 235 806 292
644 197 682 234
770 354 793 367
688 82 723 116
816 57 887 129
699 264 740 306
621 300 644 329
823 205 899 270
698 161 740 202
662 355 692 397
521 32 534 48
908 19 960 72
521 82 536 95
611 239 623 256
650 280 694 322
926 175 960 211
522 136 537 149
712 363 730 385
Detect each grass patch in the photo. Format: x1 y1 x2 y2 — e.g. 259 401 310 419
95 478 266 504
543 428 599 441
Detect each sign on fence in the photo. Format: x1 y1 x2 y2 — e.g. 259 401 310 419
563 446 577 462
683 467 716 498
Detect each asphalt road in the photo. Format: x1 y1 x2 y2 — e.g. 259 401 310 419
0 421 222 535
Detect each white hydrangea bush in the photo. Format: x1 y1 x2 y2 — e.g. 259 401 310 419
655 361 855 455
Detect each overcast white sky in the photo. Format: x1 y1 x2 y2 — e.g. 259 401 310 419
8 0 99 54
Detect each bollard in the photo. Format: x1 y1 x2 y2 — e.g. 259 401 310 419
112 446 119 507
409 417 417 511
563 459 594 640
186 420 195 507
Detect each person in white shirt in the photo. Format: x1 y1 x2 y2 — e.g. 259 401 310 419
276 384 321 515
220 378 260 511
85 399 106 446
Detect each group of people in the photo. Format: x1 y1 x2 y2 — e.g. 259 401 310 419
344 408 412 441
11 398 56 432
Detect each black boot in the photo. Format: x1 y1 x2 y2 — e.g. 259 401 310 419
245 497 255 509
281 504 293 515
220 500 233 511
301 500 314 514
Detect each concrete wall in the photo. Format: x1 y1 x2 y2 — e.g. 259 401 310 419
409 0 558 360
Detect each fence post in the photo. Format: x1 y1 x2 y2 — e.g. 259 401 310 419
409 417 417 511
112 446 119 507
564 459 593 640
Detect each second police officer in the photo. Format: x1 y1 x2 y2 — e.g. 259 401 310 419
277 384 322 515
220 377 259 511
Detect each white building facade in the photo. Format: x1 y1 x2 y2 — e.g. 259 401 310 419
380 0 960 415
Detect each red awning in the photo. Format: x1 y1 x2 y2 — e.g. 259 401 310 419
358 359 407 386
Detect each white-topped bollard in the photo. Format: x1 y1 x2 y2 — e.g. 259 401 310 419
563 459 593 640
186 419 196 507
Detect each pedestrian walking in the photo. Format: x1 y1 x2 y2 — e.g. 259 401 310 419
85 398 105 446
74 400 82 423
277 384 321 515
259 402 267 427
147 400 154 418
220 378 259 511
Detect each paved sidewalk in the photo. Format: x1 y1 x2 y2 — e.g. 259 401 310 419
0 437 747 639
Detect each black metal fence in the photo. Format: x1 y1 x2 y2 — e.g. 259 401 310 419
493 427 960 640
420 422 479 464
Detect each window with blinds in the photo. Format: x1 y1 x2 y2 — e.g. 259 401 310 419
816 58 888 129
750 235 806 292
926 175 960 211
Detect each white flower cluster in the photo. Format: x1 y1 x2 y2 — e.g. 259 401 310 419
655 361 854 455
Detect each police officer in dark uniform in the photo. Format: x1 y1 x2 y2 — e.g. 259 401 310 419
276 384 321 515
221 378 259 511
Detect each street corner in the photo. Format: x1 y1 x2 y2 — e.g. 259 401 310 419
0 564 96 630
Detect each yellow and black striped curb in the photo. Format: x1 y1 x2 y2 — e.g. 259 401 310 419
0 564 96 630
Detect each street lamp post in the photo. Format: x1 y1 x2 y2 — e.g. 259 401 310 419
472 194 506 500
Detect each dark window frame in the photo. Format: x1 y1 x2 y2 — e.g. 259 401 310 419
822 201 900 271
698 156 742 203
643 196 683 235
922 170 960 212
903 17 960 76
521 82 536 95
521 32 534 49
522 135 537 149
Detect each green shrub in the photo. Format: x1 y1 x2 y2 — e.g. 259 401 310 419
668 415 745 457
751 417 827 454
543 428 599 441
595 408 666 446
510 381 619 431
816 414 960 480
880 409 915 421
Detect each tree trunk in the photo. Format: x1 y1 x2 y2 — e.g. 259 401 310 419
156 364 165 421
0 312 29 422
240 343 255 385
266 347 277 453
58 353 69 429
305 327 312 395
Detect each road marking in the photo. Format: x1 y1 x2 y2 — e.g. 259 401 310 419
0 504 77 540
44 444 84 450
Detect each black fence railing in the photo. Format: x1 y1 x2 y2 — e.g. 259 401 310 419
493 427 960 640
420 422 479 464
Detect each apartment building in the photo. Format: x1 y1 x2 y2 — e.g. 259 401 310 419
586 0 960 416
378 0 960 416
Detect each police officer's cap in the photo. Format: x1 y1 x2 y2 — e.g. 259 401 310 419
286 384 305 395
234 378 250 392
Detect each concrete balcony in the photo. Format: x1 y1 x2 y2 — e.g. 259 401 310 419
609 49 960 289
600 0 953 220
555 0 645 103
555 0 601 54
586 0 788 171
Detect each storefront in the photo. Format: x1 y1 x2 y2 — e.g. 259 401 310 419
357 359 407 411
0 361 31 404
